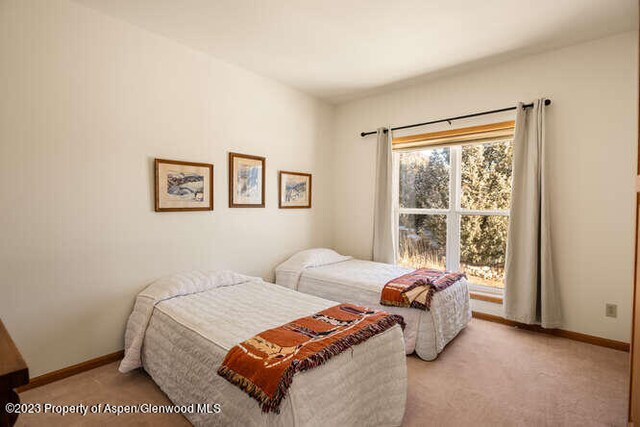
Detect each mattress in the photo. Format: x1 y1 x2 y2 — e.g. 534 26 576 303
276 258 471 360
138 277 407 426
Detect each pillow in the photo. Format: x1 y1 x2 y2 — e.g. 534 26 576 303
276 248 352 272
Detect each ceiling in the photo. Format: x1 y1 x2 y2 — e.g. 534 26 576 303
75 0 638 103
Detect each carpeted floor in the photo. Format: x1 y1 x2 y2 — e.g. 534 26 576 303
18 319 629 426
403 320 629 427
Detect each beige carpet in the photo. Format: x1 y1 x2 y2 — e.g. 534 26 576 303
403 320 629 426
18 319 629 426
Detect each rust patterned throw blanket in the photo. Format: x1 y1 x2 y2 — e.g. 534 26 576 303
380 269 466 311
217 303 405 414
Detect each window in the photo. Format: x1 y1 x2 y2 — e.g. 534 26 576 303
396 138 513 294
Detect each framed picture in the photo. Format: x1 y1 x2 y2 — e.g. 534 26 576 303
154 158 213 212
229 152 265 208
279 171 312 209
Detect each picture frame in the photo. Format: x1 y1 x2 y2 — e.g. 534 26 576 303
279 171 312 209
154 158 214 212
228 152 266 208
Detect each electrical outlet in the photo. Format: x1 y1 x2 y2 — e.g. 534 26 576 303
605 303 617 318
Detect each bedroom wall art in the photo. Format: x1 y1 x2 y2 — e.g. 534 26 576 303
279 171 312 209
154 158 214 212
229 152 266 208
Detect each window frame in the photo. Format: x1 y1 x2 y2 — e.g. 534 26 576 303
394 139 512 296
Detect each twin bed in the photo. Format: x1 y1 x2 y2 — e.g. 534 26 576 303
119 270 407 426
119 250 471 425
276 249 472 361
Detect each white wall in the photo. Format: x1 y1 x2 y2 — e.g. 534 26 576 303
0 0 334 376
333 32 638 342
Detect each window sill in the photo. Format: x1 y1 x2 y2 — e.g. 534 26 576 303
470 292 503 304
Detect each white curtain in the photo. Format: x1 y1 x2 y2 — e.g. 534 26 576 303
504 99 561 328
372 127 396 264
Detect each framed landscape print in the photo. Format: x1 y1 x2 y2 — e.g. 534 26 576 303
155 158 213 212
279 171 312 209
229 152 265 208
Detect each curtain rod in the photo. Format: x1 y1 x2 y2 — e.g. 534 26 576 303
360 99 552 137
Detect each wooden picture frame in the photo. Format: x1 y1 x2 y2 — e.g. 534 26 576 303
155 158 214 212
228 152 266 208
279 171 312 209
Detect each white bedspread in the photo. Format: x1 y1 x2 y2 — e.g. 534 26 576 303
120 271 407 426
120 270 259 373
276 257 471 360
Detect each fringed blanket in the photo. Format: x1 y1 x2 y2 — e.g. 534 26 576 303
380 269 466 311
217 303 405 414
